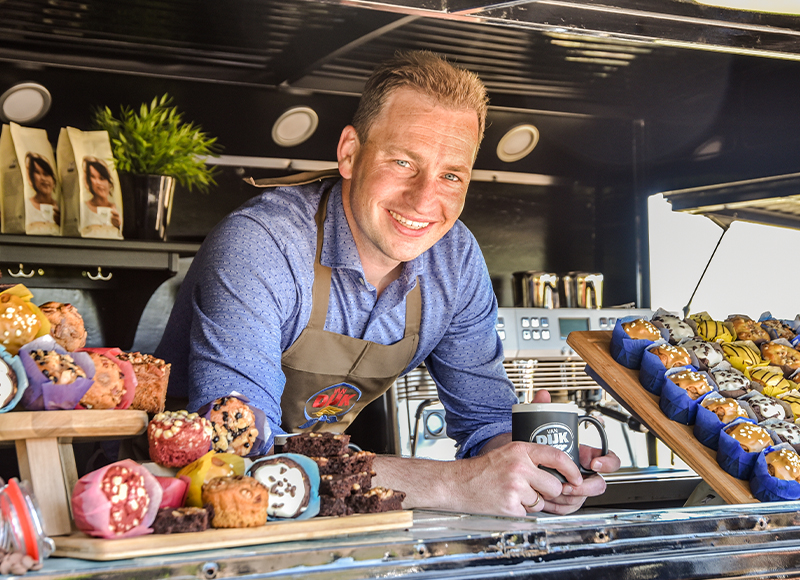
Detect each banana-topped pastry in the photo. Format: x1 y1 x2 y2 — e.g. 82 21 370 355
690 312 733 344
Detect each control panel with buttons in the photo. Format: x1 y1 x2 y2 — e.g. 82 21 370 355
497 307 653 358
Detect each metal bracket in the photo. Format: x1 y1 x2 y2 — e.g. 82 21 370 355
491 531 548 558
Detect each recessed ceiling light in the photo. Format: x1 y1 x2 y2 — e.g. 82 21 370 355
272 106 318 147
0 82 52 124
496 124 539 163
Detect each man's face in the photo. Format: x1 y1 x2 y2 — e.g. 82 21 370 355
338 87 480 274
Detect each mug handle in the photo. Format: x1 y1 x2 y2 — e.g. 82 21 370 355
577 415 609 477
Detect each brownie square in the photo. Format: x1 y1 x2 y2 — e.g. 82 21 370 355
318 495 353 517
152 506 212 534
347 487 406 513
319 471 373 498
313 451 376 475
283 432 351 457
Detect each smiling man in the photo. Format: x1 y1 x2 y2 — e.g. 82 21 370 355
157 51 619 516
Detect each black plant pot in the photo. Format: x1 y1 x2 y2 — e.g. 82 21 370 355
118 173 175 241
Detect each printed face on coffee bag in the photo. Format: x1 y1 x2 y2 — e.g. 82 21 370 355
81 156 121 237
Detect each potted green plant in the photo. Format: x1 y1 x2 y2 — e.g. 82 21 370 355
91 94 221 240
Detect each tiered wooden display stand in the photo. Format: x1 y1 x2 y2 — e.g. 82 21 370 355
567 330 758 505
0 409 413 561
0 410 150 537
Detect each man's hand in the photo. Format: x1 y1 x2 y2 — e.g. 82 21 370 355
372 388 620 517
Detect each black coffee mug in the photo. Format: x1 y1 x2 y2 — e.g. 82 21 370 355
512 402 609 483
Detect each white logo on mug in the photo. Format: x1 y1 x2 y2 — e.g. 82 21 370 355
530 422 574 454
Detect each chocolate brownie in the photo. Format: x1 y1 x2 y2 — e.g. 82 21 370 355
346 487 406 513
152 506 212 534
312 451 376 475
319 471 373 499
318 495 353 517
283 432 350 457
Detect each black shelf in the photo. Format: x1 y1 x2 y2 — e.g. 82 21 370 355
0 235 201 350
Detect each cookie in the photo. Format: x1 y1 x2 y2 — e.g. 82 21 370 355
208 397 259 456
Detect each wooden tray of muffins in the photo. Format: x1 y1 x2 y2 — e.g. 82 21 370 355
52 510 414 561
567 330 758 505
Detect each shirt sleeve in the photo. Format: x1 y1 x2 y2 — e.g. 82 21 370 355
424 239 518 459
185 212 311 447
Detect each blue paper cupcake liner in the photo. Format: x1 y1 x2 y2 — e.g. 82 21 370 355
717 419 767 480
659 371 712 425
610 316 665 370
749 445 800 502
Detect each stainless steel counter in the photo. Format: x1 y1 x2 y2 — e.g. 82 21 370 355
25 503 800 580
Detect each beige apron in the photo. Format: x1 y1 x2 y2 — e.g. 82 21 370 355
280 185 421 434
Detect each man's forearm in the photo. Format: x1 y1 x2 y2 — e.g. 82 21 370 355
372 455 461 510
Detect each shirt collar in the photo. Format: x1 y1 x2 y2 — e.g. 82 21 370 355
322 180 424 287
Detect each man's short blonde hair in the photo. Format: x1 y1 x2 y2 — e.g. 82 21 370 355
352 50 489 147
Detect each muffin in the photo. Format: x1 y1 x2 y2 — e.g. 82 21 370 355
766 448 800 481
761 319 797 341
651 344 692 369
749 367 794 397
669 370 713 400
721 342 763 372
30 349 86 384
39 301 87 352
765 420 800 445
651 312 694 344
621 319 661 341
208 396 259 456
0 293 42 355
690 315 734 344
148 410 213 468
682 339 724 370
0 356 18 409
728 315 770 344
761 342 800 372
711 367 752 398
201 475 268 528
79 351 126 409
746 392 787 422
249 455 316 518
724 422 772 453
704 398 748 424
116 352 170 414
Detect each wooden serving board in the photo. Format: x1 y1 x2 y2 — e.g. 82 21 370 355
53 510 414 561
566 330 758 505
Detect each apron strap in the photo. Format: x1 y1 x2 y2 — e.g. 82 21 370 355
307 187 423 336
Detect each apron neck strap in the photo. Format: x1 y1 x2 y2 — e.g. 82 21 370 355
310 186 422 336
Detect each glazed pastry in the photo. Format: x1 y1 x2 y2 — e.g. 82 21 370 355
725 422 772 453
30 349 86 384
116 352 171 414
704 398 748 424
208 396 259 456
728 315 770 344
711 368 752 397
148 410 213 468
721 342 763 372
0 293 42 355
749 367 794 397
0 356 17 409
621 319 661 341
746 392 787 422
766 448 800 481
681 339 724 370
778 391 800 418
201 475 269 528
80 351 126 409
761 342 800 372
761 319 797 341
39 302 87 352
669 370 713 400
690 314 734 344
766 420 800 445
651 344 692 369
651 312 694 344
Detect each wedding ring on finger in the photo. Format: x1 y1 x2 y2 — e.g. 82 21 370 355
524 489 542 512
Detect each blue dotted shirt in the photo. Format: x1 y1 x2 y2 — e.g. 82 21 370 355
156 178 517 458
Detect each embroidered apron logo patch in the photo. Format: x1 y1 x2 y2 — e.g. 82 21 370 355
299 382 362 429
